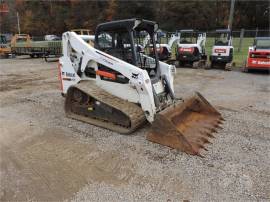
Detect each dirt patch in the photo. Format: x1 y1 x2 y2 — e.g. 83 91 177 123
0 77 45 92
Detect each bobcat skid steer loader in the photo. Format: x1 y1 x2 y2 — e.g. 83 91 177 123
59 19 223 156
176 30 207 68
242 37 270 73
209 29 234 70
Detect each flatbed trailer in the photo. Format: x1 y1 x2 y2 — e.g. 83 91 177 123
11 34 62 60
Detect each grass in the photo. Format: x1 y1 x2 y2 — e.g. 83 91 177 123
163 37 254 67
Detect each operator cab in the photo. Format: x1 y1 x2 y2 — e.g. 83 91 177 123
179 29 198 44
94 19 160 80
214 29 232 46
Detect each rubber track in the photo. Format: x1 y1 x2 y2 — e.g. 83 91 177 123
65 80 146 134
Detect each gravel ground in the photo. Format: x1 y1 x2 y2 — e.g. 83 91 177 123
0 57 269 202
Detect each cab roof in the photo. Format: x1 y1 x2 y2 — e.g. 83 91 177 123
255 37 270 40
215 29 231 33
179 29 197 33
95 19 158 34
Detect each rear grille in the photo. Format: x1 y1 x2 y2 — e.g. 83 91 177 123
250 52 270 58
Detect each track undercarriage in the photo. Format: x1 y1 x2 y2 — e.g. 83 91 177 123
65 81 146 134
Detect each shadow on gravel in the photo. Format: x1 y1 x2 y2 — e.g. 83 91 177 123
14 56 38 60
244 69 270 75
230 67 269 75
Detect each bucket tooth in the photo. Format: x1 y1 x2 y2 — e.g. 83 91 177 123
197 153 205 158
218 119 223 124
206 132 215 138
200 137 210 144
147 92 223 157
201 145 208 151
202 125 214 131
217 125 223 130
204 147 208 151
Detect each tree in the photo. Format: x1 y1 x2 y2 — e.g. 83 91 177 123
0 0 269 36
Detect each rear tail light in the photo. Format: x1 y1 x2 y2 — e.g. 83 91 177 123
178 47 194 53
214 49 226 53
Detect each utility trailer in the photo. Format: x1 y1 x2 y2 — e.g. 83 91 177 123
11 34 62 60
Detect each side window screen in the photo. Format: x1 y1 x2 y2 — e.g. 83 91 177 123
215 33 229 46
98 32 112 49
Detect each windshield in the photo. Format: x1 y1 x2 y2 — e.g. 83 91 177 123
180 32 197 44
255 39 270 49
96 28 158 79
215 33 229 46
133 30 157 76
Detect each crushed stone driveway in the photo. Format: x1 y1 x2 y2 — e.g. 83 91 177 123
0 57 269 201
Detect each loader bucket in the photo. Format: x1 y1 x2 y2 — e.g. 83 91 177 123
147 92 224 156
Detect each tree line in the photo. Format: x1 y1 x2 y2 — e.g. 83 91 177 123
1 0 269 36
